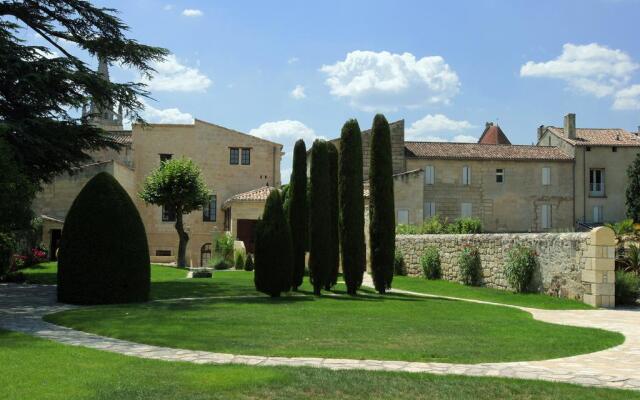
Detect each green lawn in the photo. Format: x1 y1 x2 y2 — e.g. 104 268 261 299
0 329 636 400
46 270 622 364
392 276 593 310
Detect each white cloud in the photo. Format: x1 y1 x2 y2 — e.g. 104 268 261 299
250 120 324 183
163 4 173 11
452 135 478 143
613 84 640 110
320 50 460 111
182 9 203 17
290 85 306 99
142 54 212 92
124 101 194 129
288 57 299 64
410 134 477 143
520 43 638 98
406 114 474 140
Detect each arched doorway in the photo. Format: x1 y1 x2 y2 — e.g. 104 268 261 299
200 243 212 267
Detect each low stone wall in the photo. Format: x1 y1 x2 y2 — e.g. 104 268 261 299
396 228 616 307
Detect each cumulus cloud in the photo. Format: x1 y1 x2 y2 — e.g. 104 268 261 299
250 120 324 183
409 134 477 143
613 84 640 110
142 54 212 92
320 50 460 111
406 114 474 140
290 85 306 99
520 43 638 98
182 9 203 17
123 101 194 129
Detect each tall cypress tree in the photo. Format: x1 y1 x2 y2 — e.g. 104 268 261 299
288 139 308 290
338 119 366 295
325 142 340 290
254 190 293 297
369 114 395 294
309 139 331 295
626 153 640 222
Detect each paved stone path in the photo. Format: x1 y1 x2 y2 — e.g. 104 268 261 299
2 282 640 391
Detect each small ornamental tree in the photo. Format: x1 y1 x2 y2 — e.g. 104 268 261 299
58 172 150 304
288 139 308 290
338 119 366 295
139 158 209 267
626 153 640 222
254 190 293 297
325 142 340 290
369 114 395 294
309 139 331 295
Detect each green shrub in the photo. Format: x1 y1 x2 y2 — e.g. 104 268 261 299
393 250 406 276
215 232 235 262
458 246 481 286
0 232 15 277
420 246 441 279
58 172 150 305
504 245 537 293
244 254 254 271
615 271 640 306
395 216 481 235
211 255 232 270
623 244 640 273
234 250 246 270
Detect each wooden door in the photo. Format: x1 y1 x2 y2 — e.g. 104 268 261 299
237 219 257 253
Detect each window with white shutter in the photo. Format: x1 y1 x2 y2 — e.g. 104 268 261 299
425 165 434 185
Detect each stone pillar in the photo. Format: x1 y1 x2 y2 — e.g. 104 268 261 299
581 227 616 308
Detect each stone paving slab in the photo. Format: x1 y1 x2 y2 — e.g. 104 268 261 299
2 282 640 391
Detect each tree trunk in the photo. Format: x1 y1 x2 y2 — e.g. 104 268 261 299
175 211 189 268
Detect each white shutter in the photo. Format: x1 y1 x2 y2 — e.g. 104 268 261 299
462 166 470 185
541 204 551 229
542 167 551 186
397 209 409 225
461 203 472 217
425 165 434 185
424 202 436 218
593 206 603 223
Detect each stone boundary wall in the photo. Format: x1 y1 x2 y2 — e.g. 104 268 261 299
395 227 615 307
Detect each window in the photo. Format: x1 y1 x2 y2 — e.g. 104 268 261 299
424 165 435 185
589 169 605 196
496 168 504 183
462 166 471 185
224 209 231 231
229 148 239 165
586 146 591 152
612 147 617 152
397 209 409 225
203 195 217 222
241 148 251 165
540 204 552 229
461 202 472 218
155 249 172 256
162 205 176 222
593 206 604 223
542 167 551 186
159 153 172 163
424 202 436 219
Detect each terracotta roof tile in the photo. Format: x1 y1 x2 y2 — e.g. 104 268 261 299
222 186 276 208
103 132 133 145
478 124 511 145
547 127 640 147
404 142 572 161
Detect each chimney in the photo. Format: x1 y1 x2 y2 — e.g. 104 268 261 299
564 113 576 140
537 125 545 142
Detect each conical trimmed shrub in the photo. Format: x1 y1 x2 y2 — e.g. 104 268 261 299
58 172 150 304
338 119 366 295
325 141 339 290
289 139 308 290
369 114 395 294
309 139 331 295
254 189 293 297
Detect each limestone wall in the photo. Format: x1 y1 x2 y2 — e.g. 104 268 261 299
396 227 616 306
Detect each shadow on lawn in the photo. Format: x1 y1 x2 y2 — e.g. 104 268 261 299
150 280 258 300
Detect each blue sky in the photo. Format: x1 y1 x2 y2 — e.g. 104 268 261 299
32 0 640 180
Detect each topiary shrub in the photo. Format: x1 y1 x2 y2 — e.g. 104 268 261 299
244 254 254 271
504 245 537 293
58 172 150 305
393 249 406 276
234 250 246 270
615 271 640 306
458 246 481 286
421 246 441 279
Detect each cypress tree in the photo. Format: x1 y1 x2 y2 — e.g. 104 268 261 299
369 114 395 294
309 139 331 295
254 190 293 297
325 142 340 290
58 172 150 304
288 139 308 290
626 153 640 222
338 119 366 295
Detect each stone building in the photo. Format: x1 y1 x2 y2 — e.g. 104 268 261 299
33 60 282 266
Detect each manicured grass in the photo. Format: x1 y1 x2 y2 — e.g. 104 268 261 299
392 276 593 310
47 271 622 364
21 261 58 284
0 329 637 400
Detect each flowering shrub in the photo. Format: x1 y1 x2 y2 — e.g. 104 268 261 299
458 246 481 286
505 245 537 293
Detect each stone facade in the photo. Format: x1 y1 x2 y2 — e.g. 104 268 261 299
395 227 616 306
